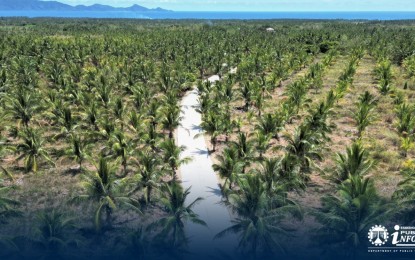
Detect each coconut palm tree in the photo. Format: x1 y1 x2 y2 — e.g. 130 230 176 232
231 132 255 174
400 137 414 158
283 125 322 174
213 147 243 190
333 141 374 183
82 101 100 131
131 151 163 204
393 167 415 225
112 97 126 130
4 88 42 127
254 131 272 160
151 182 206 248
160 105 182 139
14 127 54 173
72 157 140 232
64 133 90 172
117 227 151 260
54 106 79 139
30 210 81 259
285 78 310 115
159 139 191 180
255 113 284 140
216 174 302 259
107 131 136 176
353 103 376 138
0 178 21 224
199 111 221 152
312 174 391 258
253 158 280 194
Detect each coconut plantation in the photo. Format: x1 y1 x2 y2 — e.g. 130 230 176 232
1 18 415 260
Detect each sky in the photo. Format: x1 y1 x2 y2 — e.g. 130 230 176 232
51 0 415 12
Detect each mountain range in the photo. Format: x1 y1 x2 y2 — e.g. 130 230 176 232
0 0 170 12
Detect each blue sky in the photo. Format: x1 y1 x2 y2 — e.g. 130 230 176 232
52 0 415 12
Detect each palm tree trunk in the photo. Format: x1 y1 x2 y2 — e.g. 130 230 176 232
106 206 112 229
147 186 152 203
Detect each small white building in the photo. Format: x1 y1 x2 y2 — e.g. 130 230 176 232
266 27 275 32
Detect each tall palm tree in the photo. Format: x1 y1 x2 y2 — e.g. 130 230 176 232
14 127 54 173
72 157 140 232
151 182 206 248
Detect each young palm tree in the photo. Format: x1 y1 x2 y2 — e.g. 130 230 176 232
199 111 221 152
112 97 126 130
240 81 253 111
54 106 78 139
151 182 206 248
64 133 90 172
255 113 284 140
0 178 21 224
283 125 322 174
216 174 302 259
333 141 374 183
231 132 255 174
83 101 100 131
213 147 243 190
393 167 415 225
15 127 54 173
107 131 136 176
131 151 163 204
303 101 334 140
159 139 191 180
30 210 80 258
254 131 272 160
4 88 42 127
312 174 391 258
353 103 376 138
72 157 140 232
254 158 280 194
160 105 182 139
117 227 151 260
285 78 310 115
400 136 414 158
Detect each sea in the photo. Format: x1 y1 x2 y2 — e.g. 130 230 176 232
0 11 415 20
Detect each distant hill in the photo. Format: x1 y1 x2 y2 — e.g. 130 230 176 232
0 0 171 12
